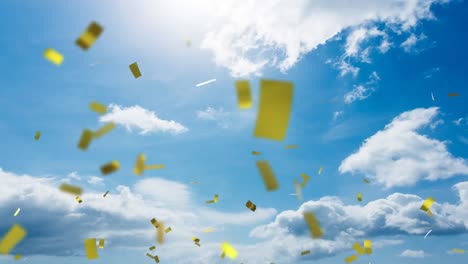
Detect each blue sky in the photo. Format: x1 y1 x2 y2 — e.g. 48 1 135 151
0 0 467 263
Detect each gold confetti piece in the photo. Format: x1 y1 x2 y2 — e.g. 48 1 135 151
59 183 83 195
235 80 253 109
420 197 435 216
164 227 172 234
78 129 93 150
357 193 362 202
318 166 323 175
149 246 156 251
285 144 298 149
303 212 323 238
103 191 109 197
144 164 165 170
206 194 219 204
98 239 104 249
192 237 200 243
75 196 83 203
246 200 257 212
294 179 303 201
452 248 465 254
448 93 460 97
150 218 160 229
89 101 107 114
14 254 21 260
252 151 261 156
221 242 238 260
34 131 41 140
129 62 142 78
300 173 310 188
134 154 146 175
43 48 64 66
84 238 98 260
256 160 279 191
0 224 27 255
353 242 365 255
191 181 200 184
220 252 225 259
146 253 154 259
13 208 20 217
154 255 160 263
100 160 120 175
94 122 115 139
157 222 165 244
76 22 103 50
363 178 370 183
195 242 201 247
253 79 293 141
345 254 358 264
203 227 215 233
364 240 372 254
427 209 433 217
301 250 311 256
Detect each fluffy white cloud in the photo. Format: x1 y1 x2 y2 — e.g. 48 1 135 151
339 107 468 188
401 33 427 52
100 104 188 135
196 107 229 121
196 106 255 129
87 176 104 186
201 0 451 77
399 249 427 258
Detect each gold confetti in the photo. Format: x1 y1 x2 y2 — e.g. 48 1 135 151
203 227 215 233
149 246 156 251
75 196 83 203
150 218 160 229
300 173 310 188
345 254 358 264
285 144 298 149
89 101 107 114
134 154 146 175
363 178 370 184
76 22 103 50
192 237 200 243
256 160 279 191
84 238 98 260
154 255 160 263
0 224 27 255
301 250 311 256
252 151 261 156
59 184 83 195
221 242 238 260
253 79 293 141
303 212 323 238
146 253 154 259
157 222 165 244
452 248 465 254
420 197 435 217
448 93 460 97
206 194 219 204
77 129 93 150
100 160 120 175
220 252 225 259
353 242 365 255
235 80 253 109
164 227 172 234
363 240 372 254
98 239 105 249
129 62 142 78
191 181 200 184
246 200 257 212
94 122 115 139
318 166 323 175
34 131 41 140
103 191 109 197
13 208 20 217
195 242 201 247
43 48 64 66
14 254 21 260
144 164 165 170
357 193 362 202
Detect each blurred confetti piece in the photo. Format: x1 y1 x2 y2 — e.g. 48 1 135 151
89 101 107 114
206 194 219 204
84 238 98 260
76 22 103 50
34 131 41 140
157 223 165 244
146 253 154 259
364 240 372 254
256 160 279 191
94 122 115 139
59 184 83 195
345 255 358 264
185 39 191 47
253 79 293 141
100 160 120 175
154 256 160 263
301 250 311 256
220 252 225 259
192 237 200 243
0 224 27 255
246 200 257 212
134 154 146 175
13 208 20 217
357 193 362 202
75 196 83 203
448 93 460 97
424 229 432 239
221 242 238 260
452 248 465 254
285 144 298 149
363 178 370 184
420 197 435 216
252 151 261 156
191 181 200 184
150 218 160 229
235 80 253 109
129 62 142 78
43 48 64 65
149 246 156 251
203 227 215 233
318 166 323 175
300 173 310 188
353 242 365 255
103 191 109 197
196 79 216 87
164 227 172 234
98 239 105 249
303 212 323 238
145 164 165 170
78 129 93 150
14 254 21 260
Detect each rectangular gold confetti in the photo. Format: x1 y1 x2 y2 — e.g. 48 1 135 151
150 218 160 229
14 254 21 260
78 129 93 150
353 242 365 255
144 164 165 170
300 173 310 188
221 252 225 259
303 212 323 238
94 122 115 139
84 238 98 260
129 62 142 78
149 246 156 251
76 22 103 50
246 200 257 212
214 194 219 203
13 208 20 217
154 255 160 263
345 254 358 264
89 101 107 114
192 237 200 243
357 193 362 202
76 196 83 203
448 93 460 97
452 248 464 254
44 48 64 66
420 197 435 215
34 131 41 140
363 178 370 183
252 151 261 156
146 253 154 259
253 79 293 141
103 191 109 197
134 154 146 175
256 160 279 191
98 239 104 249
235 80 253 109
285 144 298 149
203 227 215 233
164 227 172 234
221 242 238 260
0 224 27 255
195 242 201 247
301 250 311 256
100 160 120 175
157 223 165 244
59 184 83 195
364 240 372 254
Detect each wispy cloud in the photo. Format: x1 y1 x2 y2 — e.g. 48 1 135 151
196 106 255 129
344 71 380 104
401 33 427 53
399 249 428 258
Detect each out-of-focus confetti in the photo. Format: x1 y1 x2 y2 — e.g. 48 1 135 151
43 48 64 65
192 237 201 247
76 22 103 50
448 93 460 97
0 224 27 255
157 222 165 244
196 79 216 87
14 254 21 260
94 122 115 139
103 191 109 197
420 197 435 217
191 181 200 184
353 242 365 255
34 131 41 140
303 212 323 238
89 101 107 114
235 80 253 109
185 39 191 47
424 229 432 239
84 238 98 260
246 200 257 212
364 240 372 254
151 218 160 229
77 129 94 150
149 246 156 251
357 193 362 202
220 252 225 259
75 196 83 203
285 144 298 149
203 227 215 233
134 154 164 175
164 227 172 234
452 248 465 254
154 255 160 263
59 184 83 195
301 250 311 256
206 194 219 204
252 151 261 156
13 208 20 217
146 253 154 259
294 179 303 201
129 62 142 78
145 164 165 170
300 173 310 188
345 255 358 263
363 178 370 184
256 160 279 191
100 160 120 175
221 242 238 260
98 239 105 249
253 79 293 141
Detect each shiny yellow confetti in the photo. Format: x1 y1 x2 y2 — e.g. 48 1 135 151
164 227 172 234
420 197 435 217
252 151 261 156
100 160 120 175
318 166 323 175
78 129 93 150
221 242 238 260
364 240 372 254
103 191 109 197
256 160 279 191
144 164 165 170
235 80 253 109
59 184 83 195
89 101 107 114
300 173 310 188
195 242 201 247
206 194 219 204
220 252 225 259
203 227 215 233
345 254 358 263
353 242 365 255
43 48 64 65
150 218 160 229
157 222 165 244
129 62 142 78
34 131 41 140
253 79 293 141
192 237 200 243
452 248 465 254
134 154 146 175
0 224 27 255
98 239 105 249
154 255 160 263
14 254 21 260
246 200 257 212
363 178 370 184
84 238 98 260
301 250 311 256
94 122 115 139
75 196 83 203
285 144 298 149
303 212 323 238
149 246 156 251
13 208 20 217
76 22 103 50
357 193 362 202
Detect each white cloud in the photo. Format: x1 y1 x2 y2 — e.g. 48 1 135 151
399 249 427 258
453 118 465 126
201 0 450 77
196 107 229 121
401 33 427 52
196 106 255 129
100 104 188 135
339 107 468 188
344 85 372 104
333 111 344 121
87 176 104 186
